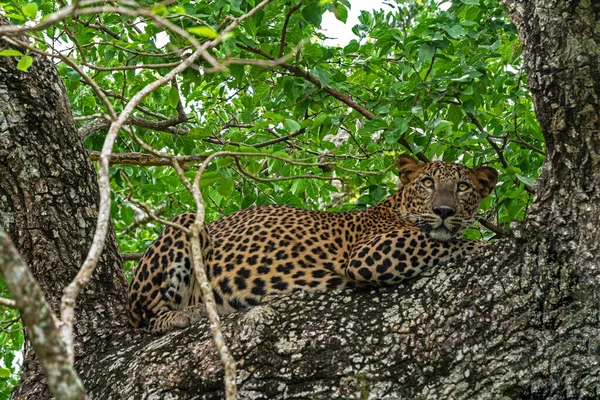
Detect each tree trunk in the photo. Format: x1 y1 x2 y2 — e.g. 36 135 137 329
0 34 128 399
2 1 600 399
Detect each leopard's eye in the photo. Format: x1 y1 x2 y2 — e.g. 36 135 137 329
457 182 471 192
421 178 434 188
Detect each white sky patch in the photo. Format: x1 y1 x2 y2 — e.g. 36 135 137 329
321 0 394 46
155 31 170 49
321 1 452 47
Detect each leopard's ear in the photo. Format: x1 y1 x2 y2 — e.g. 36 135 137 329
397 154 425 185
471 166 498 198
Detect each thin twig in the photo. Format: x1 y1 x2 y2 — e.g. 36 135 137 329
79 114 190 138
234 158 344 184
475 216 508 237
0 297 16 308
123 203 167 234
81 60 182 71
120 171 190 234
88 150 206 167
279 4 302 57
121 253 143 261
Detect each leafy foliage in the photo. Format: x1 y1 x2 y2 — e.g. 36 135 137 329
0 0 543 393
0 285 22 397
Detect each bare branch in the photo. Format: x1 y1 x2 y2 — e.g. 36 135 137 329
206 127 309 149
279 4 302 57
121 253 143 262
123 203 167 234
240 45 375 119
74 113 105 121
81 60 182 71
0 297 16 308
88 150 205 167
101 89 170 120
120 171 190 234
80 40 193 57
79 114 190 138
234 158 344 184
475 216 508 238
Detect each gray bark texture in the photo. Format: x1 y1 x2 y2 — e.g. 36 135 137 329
1 1 600 399
0 25 128 399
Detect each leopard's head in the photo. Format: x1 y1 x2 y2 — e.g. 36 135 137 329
396 155 498 241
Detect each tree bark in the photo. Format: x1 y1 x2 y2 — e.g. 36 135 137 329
0 33 128 399
2 1 600 399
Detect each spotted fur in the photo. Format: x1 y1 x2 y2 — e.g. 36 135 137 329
127 155 498 333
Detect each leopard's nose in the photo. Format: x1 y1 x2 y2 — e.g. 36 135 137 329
433 206 456 220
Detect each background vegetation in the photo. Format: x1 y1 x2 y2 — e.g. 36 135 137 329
0 0 543 396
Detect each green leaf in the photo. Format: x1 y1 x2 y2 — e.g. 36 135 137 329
121 206 134 225
168 86 180 107
343 40 360 55
443 24 466 39
217 179 235 197
516 174 536 187
152 4 167 15
285 119 301 133
460 0 480 4
433 119 452 135
302 4 322 26
199 171 223 189
311 68 330 87
360 118 388 134
0 368 10 378
302 43 323 61
189 26 218 39
506 166 522 175
16 56 33 72
229 64 244 81
217 158 233 168
22 3 38 19
334 3 348 23
418 44 435 65
0 50 23 57
384 130 401 144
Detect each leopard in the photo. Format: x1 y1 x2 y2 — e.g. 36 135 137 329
127 155 498 333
